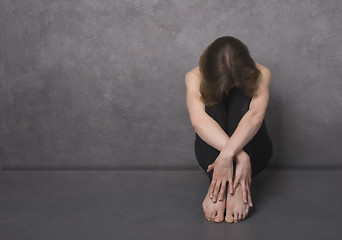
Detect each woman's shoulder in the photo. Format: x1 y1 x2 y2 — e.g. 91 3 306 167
185 66 202 83
186 66 201 77
185 66 203 93
257 65 271 92
255 62 271 76
255 62 271 85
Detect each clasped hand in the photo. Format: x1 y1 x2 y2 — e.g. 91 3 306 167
206 149 253 207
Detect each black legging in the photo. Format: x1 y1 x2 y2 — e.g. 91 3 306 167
194 87 273 183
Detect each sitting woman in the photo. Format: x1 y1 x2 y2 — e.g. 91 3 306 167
185 36 273 223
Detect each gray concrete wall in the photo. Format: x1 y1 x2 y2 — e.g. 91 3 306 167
0 0 341 169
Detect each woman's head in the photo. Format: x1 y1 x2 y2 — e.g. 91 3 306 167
198 36 261 106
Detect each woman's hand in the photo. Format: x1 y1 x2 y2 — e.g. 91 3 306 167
206 150 235 203
234 151 253 207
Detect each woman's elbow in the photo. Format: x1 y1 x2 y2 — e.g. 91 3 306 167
191 117 204 131
191 119 200 130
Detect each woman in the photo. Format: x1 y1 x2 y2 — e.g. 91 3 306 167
185 36 273 223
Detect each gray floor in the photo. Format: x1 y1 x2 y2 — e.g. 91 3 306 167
0 169 341 240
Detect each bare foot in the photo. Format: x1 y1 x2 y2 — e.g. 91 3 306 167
202 188 226 222
225 184 250 223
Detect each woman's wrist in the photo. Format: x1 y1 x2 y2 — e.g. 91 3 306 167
235 150 249 163
221 147 235 160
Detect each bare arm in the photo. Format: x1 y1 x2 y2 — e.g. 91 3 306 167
185 69 230 152
222 67 272 156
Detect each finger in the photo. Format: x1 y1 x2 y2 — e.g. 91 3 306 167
213 180 221 202
247 183 253 207
228 178 234 194
241 181 248 204
232 177 240 193
218 180 226 201
233 177 239 190
206 163 213 173
209 179 217 199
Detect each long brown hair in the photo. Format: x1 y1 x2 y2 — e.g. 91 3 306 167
199 36 261 106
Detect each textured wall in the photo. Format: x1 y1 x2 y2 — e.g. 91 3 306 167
0 0 341 169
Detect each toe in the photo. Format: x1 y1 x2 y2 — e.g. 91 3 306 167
214 212 224 223
233 212 239 222
204 212 211 221
242 212 246 220
204 209 213 221
209 210 216 221
225 212 234 223
245 205 249 215
238 211 243 221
